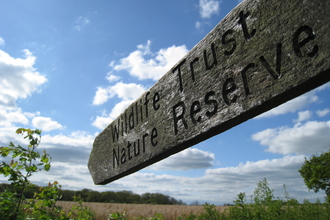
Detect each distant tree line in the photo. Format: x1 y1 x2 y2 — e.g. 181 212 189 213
0 183 185 205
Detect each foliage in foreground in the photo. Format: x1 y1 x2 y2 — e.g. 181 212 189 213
108 179 330 220
0 128 95 220
223 178 330 220
1 128 330 219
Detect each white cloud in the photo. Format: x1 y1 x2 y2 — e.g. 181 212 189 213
0 127 25 147
199 0 220 18
92 81 146 129
317 108 330 117
42 131 94 149
92 114 113 130
92 100 133 130
148 148 214 171
32 116 64 132
0 49 47 108
108 155 319 205
111 82 145 100
294 110 312 122
0 107 40 128
0 127 96 189
109 61 115 67
111 40 188 81
255 91 318 119
252 120 330 155
0 37 4 46
92 82 145 106
0 123 321 205
0 108 29 126
92 87 113 106
108 100 133 119
0 126 91 152
205 155 304 178
106 73 120 82
93 41 187 128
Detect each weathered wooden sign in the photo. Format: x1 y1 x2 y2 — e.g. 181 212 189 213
88 0 330 185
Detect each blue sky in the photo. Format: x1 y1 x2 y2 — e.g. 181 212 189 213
0 0 330 205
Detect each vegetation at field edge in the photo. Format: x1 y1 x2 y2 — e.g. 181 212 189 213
1 128 330 219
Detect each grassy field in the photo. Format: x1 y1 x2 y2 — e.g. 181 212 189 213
56 201 229 220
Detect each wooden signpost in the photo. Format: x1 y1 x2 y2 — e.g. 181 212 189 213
88 0 330 185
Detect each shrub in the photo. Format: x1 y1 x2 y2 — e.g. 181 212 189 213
0 128 51 219
0 128 95 220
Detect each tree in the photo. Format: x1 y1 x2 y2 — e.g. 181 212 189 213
190 200 200 206
299 150 330 201
86 190 102 202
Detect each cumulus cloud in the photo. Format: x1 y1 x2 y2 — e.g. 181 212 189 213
92 82 146 106
111 40 188 81
92 114 113 130
92 41 188 129
108 155 317 205
0 127 96 188
92 81 146 129
92 87 111 106
294 110 312 122
92 100 133 129
42 131 94 149
199 0 220 18
255 91 318 119
8 153 320 205
0 126 93 154
205 155 304 180
317 108 330 117
111 82 146 100
148 148 214 171
0 108 30 127
0 123 320 205
106 73 120 82
252 120 330 155
0 127 26 148
32 116 64 132
0 49 47 108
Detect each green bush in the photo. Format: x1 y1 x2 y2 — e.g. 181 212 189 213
2 128 329 220
175 178 330 220
0 128 95 220
225 178 330 220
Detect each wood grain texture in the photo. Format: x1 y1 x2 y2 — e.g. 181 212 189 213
88 0 330 185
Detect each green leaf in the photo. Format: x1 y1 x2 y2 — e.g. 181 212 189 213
0 147 11 157
44 164 51 171
41 155 49 163
11 162 18 169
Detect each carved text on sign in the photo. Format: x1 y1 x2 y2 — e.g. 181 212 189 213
88 0 330 185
